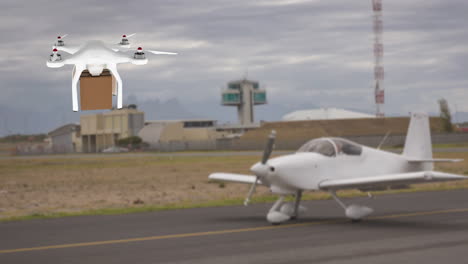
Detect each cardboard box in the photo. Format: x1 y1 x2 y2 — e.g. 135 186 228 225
79 70 115 110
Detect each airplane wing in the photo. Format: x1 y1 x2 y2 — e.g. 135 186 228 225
318 171 468 191
209 173 262 185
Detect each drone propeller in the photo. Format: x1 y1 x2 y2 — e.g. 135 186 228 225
122 33 136 38
244 130 276 206
49 48 61 62
54 34 68 47
135 47 178 55
148 50 178 55
119 34 137 47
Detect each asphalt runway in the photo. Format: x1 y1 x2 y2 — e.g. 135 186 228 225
2 190 468 264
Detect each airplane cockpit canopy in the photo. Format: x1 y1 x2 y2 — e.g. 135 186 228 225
296 138 362 157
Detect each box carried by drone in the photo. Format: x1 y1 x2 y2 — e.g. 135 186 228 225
77 70 116 110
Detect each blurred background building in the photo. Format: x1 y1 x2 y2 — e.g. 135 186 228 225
48 123 81 153
80 106 144 152
138 119 226 151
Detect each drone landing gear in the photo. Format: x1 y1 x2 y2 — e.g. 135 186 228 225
107 64 123 109
72 65 85 112
329 191 373 221
267 191 307 225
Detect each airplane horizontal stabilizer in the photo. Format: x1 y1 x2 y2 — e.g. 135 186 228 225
318 171 467 190
209 173 261 185
406 158 463 163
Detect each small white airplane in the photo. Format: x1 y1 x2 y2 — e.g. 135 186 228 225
209 112 466 224
46 34 177 111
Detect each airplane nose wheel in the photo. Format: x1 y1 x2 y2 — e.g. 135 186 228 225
267 196 290 224
267 191 306 225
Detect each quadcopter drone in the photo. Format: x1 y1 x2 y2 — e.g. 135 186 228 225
46 34 177 111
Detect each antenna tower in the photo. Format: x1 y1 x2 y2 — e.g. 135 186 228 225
372 0 385 117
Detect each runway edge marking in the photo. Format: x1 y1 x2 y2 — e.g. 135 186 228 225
1 207 468 254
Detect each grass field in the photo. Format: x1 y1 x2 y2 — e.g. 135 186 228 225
1 152 468 221
0 143 15 156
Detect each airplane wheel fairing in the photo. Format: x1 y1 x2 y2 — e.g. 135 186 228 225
280 203 307 216
280 203 294 216
345 204 373 220
267 211 290 224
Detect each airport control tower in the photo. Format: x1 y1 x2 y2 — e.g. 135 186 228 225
221 79 267 125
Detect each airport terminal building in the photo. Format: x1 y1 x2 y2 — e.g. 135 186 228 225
80 107 144 152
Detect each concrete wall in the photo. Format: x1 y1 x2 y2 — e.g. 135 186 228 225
146 132 468 152
155 140 217 152
51 133 74 153
215 132 468 151
140 121 223 151
48 124 81 153
138 122 167 147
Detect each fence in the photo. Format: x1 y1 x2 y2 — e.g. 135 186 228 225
150 132 468 152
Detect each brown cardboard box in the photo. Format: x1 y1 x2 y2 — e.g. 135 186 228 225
79 70 115 110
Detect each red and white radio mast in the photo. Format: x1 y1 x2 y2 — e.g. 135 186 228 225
372 0 385 117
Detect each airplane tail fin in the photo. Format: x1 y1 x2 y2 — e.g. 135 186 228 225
403 112 432 160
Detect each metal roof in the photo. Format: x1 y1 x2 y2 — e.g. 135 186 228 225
282 108 375 121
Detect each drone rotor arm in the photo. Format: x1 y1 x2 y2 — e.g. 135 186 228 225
71 64 85 112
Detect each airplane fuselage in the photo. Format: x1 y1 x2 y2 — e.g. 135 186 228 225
257 143 432 192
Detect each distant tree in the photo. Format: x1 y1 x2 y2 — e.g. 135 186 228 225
0 134 47 143
117 136 142 149
438 98 453 132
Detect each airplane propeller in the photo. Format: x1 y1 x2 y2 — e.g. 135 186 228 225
244 130 276 206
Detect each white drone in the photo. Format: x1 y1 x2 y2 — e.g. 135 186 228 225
46 34 177 111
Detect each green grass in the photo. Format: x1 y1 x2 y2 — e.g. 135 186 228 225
1 151 466 222
0 155 258 173
3 181 468 223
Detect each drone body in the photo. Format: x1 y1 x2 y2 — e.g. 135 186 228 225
46 34 177 111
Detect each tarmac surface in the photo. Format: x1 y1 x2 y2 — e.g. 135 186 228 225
2 190 468 263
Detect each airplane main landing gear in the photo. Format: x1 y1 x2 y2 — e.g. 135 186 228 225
280 190 307 220
267 191 307 225
329 191 373 221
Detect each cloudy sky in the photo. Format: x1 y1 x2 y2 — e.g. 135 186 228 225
1 0 468 134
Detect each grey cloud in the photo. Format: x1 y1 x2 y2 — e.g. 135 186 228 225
1 0 468 135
